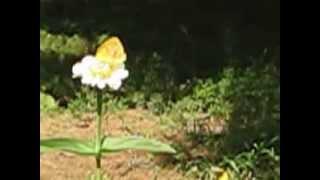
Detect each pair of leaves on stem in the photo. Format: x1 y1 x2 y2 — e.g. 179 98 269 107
40 136 176 156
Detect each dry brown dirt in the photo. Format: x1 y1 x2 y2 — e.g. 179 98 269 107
40 110 187 180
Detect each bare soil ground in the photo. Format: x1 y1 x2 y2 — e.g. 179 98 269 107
40 109 188 180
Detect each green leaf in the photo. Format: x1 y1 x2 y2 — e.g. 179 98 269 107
40 138 96 156
101 136 176 154
40 92 58 112
96 34 109 45
40 145 51 153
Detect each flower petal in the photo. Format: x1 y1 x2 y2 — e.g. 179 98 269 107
72 54 129 90
107 78 122 90
97 81 107 89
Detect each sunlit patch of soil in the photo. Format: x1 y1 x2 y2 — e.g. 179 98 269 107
40 109 186 180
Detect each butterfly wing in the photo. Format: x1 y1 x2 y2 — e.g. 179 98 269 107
95 37 127 68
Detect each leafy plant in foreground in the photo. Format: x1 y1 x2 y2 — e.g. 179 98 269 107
220 137 280 179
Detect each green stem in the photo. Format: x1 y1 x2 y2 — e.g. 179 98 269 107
96 89 103 169
96 169 103 180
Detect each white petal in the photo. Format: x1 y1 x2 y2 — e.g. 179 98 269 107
72 55 97 78
81 75 94 85
97 80 107 89
111 68 129 80
107 78 122 90
82 55 97 63
72 63 84 78
118 69 129 79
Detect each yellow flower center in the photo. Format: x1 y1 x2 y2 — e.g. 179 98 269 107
90 65 112 79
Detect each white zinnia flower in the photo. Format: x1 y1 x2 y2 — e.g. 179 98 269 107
72 55 129 90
